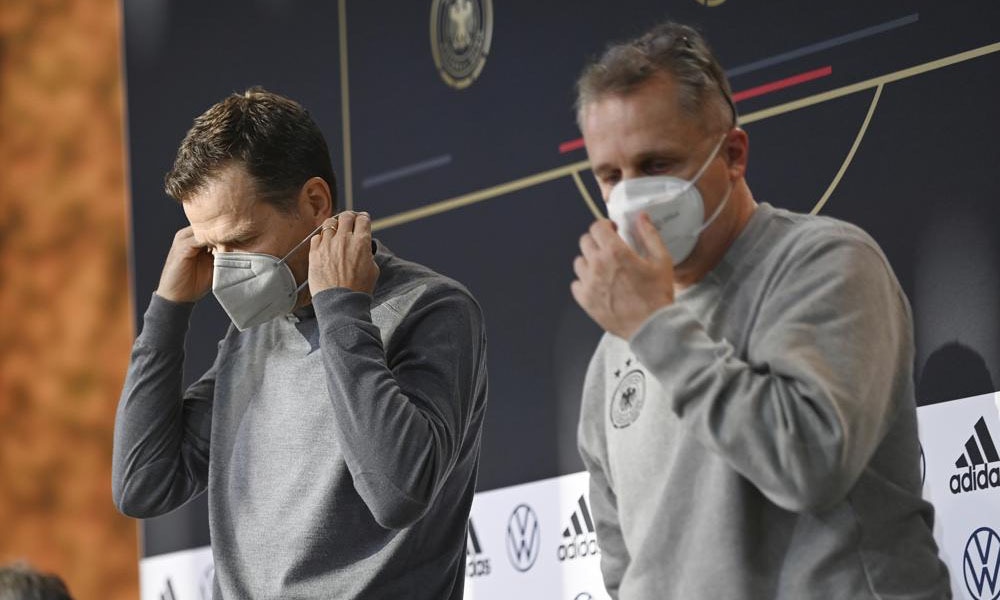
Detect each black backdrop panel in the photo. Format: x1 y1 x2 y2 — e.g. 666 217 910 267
122 0 1000 557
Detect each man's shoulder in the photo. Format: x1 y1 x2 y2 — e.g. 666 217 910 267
745 205 904 311
754 204 888 271
375 246 482 321
768 207 879 255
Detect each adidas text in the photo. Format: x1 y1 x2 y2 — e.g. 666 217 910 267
950 465 1000 494
557 538 600 561
466 558 491 577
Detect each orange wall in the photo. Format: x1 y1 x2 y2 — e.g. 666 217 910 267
0 0 138 598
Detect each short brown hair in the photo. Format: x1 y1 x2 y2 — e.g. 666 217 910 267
0 562 73 600
165 87 338 213
576 22 736 132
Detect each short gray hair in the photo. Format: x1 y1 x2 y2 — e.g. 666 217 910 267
576 22 736 132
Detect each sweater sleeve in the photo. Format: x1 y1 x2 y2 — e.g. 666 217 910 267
313 285 487 530
111 294 217 518
629 233 913 513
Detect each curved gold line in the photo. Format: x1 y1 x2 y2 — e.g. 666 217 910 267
571 171 603 220
811 83 883 215
371 41 999 231
741 41 1000 126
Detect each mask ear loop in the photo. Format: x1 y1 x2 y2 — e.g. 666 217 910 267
693 132 735 234
696 178 734 235
292 275 313 297
685 131 729 190
277 219 334 297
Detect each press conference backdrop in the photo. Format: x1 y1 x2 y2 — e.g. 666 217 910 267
122 0 1000 597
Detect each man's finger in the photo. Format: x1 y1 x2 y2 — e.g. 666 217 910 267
175 228 209 257
337 211 357 234
579 233 599 260
635 212 671 263
315 216 338 239
173 227 196 246
337 211 357 233
589 218 624 250
355 212 372 239
573 255 590 281
570 279 587 308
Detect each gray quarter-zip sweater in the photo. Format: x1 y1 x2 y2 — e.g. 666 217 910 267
578 203 950 599
113 242 488 599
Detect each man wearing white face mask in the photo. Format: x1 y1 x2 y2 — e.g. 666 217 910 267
112 88 488 599
572 23 950 599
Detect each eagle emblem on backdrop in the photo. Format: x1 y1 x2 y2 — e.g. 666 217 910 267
430 0 494 89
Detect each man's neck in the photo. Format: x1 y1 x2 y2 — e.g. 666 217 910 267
674 185 756 291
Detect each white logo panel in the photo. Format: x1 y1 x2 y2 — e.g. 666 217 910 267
463 471 610 599
139 546 214 600
918 391 1000 598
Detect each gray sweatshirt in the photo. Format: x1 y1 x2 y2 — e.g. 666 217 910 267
578 204 951 599
113 242 488 599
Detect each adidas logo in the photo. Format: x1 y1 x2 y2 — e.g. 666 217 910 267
465 519 491 578
160 578 177 600
467 519 483 556
950 417 1000 494
557 495 600 561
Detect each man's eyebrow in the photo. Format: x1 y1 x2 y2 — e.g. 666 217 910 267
591 163 616 177
204 226 257 247
635 148 683 163
591 148 683 176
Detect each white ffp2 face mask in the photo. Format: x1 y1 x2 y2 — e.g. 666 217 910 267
606 133 732 265
211 223 323 331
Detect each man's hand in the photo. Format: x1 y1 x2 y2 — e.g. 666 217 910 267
571 213 675 339
309 211 380 296
156 226 214 303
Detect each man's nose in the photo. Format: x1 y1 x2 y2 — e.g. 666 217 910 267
620 168 644 181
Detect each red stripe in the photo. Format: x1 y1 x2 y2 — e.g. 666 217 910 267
731 66 832 102
558 138 586 154
557 66 832 153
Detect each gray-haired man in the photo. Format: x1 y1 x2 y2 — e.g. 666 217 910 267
571 22 950 599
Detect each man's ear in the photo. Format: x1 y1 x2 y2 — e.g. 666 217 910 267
297 177 334 222
724 128 749 180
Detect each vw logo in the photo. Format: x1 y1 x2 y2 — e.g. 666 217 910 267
964 526 1000 600
506 503 541 572
919 443 926 485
